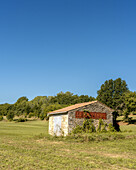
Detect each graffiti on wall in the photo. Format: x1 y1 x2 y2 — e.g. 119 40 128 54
75 111 107 119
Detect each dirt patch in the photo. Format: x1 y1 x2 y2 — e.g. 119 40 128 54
50 141 64 144
80 150 131 159
36 139 45 144
102 153 127 158
118 122 128 125
61 149 71 152
36 139 64 145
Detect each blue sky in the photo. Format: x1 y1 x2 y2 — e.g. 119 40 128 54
0 0 136 104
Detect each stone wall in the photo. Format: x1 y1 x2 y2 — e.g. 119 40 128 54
68 102 113 133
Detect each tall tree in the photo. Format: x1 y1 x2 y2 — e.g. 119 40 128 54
124 91 136 113
16 97 28 104
97 78 128 110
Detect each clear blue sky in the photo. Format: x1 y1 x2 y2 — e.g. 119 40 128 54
0 0 136 104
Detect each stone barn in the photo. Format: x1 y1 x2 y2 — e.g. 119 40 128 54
47 101 114 136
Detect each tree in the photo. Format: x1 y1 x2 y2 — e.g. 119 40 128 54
123 91 136 120
97 78 128 110
16 97 28 104
6 111 14 121
0 91 95 119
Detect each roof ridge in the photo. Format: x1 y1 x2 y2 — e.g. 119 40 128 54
48 100 98 116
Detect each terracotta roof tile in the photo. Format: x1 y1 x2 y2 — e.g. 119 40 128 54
48 101 98 115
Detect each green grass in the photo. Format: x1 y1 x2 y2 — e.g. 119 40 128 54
0 120 136 169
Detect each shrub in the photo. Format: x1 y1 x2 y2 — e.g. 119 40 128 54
101 123 107 132
97 119 103 132
0 115 3 121
72 119 117 134
16 118 27 122
96 119 108 132
108 123 116 132
123 109 129 121
72 125 83 134
39 114 45 120
82 119 96 133
72 119 96 134
132 112 136 115
28 112 35 118
6 111 14 121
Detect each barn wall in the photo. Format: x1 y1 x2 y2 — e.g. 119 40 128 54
61 114 68 136
49 116 54 136
49 114 68 136
68 102 113 133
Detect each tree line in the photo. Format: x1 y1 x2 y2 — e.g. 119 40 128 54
0 92 95 120
0 78 136 121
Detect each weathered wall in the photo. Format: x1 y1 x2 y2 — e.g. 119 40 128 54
61 114 68 136
49 114 68 136
68 102 113 133
49 116 54 136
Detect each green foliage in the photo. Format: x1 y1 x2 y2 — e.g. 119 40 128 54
108 123 116 132
97 119 107 132
132 112 136 115
72 119 96 134
72 119 116 134
28 112 35 118
1 83 136 124
124 91 136 112
6 111 14 121
39 113 45 120
123 91 136 122
0 92 95 119
16 96 28 104
0 115 3 121
16 118 27 122
123 109 129 121
82 119 96 133
71 125 83 134
0 103 12 116
97 78 128 110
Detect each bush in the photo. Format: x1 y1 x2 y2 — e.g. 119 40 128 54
108 123 116 132
0 115 3 121
72 125 83 134
96 119 108 132
16 118 27 122
132 112 136 115
72 119 96 134
6 111 14 121
82 119 96 133
39 114 45 120
28 112 35 118
123 109 129 121
97 119 103 132
72 119 117 134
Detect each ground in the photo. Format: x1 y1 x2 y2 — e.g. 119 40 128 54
0 120 136 169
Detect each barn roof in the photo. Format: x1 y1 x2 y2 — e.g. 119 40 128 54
47 100 114 116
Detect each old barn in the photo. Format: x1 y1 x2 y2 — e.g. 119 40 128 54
47 101 114 136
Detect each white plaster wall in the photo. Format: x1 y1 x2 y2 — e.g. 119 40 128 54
49 114 68 136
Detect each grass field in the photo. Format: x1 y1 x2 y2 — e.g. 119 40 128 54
0 120 136 170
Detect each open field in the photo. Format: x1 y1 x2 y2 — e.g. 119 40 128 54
0 120 136 169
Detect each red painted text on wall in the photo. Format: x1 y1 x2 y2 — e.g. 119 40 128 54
75 111 107 119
